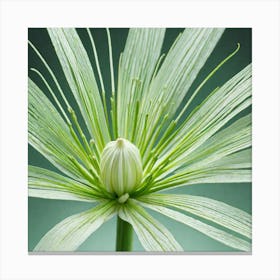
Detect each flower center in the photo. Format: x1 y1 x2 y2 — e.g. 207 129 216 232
100 138 143 196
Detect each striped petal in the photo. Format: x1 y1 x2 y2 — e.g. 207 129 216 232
138 28 225 159
48 28 110 153
118 200 182 251
138 194 251 238
151 114 252 191
139 200 251 251
117 28 165 140
147 64 252 185
34 201 116 251
28 79 97 183
29 166 101 202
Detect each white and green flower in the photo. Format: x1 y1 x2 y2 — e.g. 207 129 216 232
28 28 251 252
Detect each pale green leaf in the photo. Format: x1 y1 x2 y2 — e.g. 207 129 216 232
34 201 116 251
118 200 183 251
140 202 251 251
47 28 110 153
29 166 100 202
138 194 251 238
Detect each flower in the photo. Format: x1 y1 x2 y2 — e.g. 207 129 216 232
28 28 252 252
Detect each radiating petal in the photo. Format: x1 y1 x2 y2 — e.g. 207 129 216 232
29 166 100 202
140 202 251 251
138 28 225 159
148 64 252 183
29 79 97 182
118 200 182 251
138 194 251 238
150 166 251 192
47 28 110 153
149 28 225 116
172 114 251 173
151 114 251 190
34 201 116 251
117 28 165 140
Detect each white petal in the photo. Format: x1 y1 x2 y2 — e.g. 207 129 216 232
48 28 110 153
118 200 183 251
34 201 116 251
29 166 99 202
139 194 251 238
140 201 251 251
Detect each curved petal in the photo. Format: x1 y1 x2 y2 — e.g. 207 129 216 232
140 201 251 251
148 28 225 116
138 194 251 238
151 114 251 189
34 201 116 251
29 166 101 202
171 114 251 174
116 28 165 140
29 79 99 185
47 28 110 153
138 28 225 159
118 200 182 251
148 64 252 181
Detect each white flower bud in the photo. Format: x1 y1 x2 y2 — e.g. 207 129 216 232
100 138 143 196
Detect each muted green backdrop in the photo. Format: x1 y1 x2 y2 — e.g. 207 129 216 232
28 28 252 252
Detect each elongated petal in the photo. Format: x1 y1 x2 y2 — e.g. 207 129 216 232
148 64 252 181
29 166 100 202
149 28 225 116
151 168 251 191
48 28 110 153
117 28 165 140
118 200 183 251
174 114 251 173
140 202 251 251
138 194 251 238
29 79 95 181
138 28 224 158
152 114 251 189
34 201 116 251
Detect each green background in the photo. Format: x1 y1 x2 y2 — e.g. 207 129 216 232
28 28 252 252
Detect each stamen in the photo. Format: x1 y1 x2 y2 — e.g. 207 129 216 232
30 68 70 124
176 43 241 122
28 41 71 109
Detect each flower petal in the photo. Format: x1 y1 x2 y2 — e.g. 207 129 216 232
33 201 116 251
29 79 96 182
172 114 251 173
140 201 251 251
29 166 100 202
149 28 225 117
138 194 251 238
47 28 110 153
148 64 252 182
118 200 183 251
151 114 251 189
138 28 224 158
117 28 165 140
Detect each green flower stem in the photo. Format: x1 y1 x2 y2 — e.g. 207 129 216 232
116 216 133 251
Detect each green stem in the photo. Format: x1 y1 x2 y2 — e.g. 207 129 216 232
116 216 133 251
